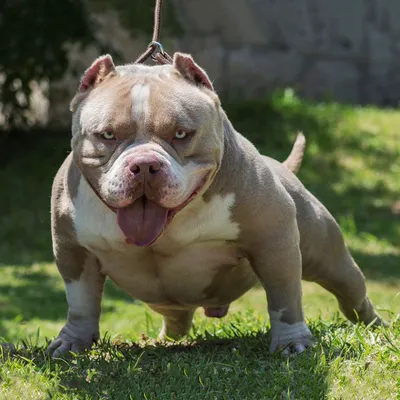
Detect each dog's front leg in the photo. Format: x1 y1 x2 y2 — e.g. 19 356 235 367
250 221 313 354
47 249 105 357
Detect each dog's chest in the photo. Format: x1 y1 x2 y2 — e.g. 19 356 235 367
72 179 251 304
158 192 240 247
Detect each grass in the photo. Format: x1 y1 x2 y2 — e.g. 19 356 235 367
0 89 399 398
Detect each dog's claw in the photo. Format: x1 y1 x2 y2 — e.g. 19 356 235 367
46 328 97 358
277 340 311 356
270 321 314 354
293 343 307 353
47 336 94 358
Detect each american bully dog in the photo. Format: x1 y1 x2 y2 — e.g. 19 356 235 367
47 53 384 357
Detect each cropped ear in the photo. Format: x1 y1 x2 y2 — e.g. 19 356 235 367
173 52 213 91
70 54 116 112
79 54 116 92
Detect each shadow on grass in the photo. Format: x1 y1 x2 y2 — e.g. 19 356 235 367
0 264 141 339
0 128 70 266
13 331 334 399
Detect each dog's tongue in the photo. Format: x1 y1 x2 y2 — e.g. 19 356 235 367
117 197 168 246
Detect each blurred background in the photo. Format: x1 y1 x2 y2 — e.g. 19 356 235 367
3 0 400 130
0 0 399 350
0 2 399 397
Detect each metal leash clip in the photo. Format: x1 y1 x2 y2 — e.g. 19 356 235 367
134 0 173 65
148 41 165 61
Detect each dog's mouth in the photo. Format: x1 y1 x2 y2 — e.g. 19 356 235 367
116 182 205 247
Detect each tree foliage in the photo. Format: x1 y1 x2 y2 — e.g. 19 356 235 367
0 0 95 127
0 0 181 128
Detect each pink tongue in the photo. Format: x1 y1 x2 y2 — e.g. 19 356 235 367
117 197 169 246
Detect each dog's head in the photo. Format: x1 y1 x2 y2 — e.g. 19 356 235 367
70 53 224 246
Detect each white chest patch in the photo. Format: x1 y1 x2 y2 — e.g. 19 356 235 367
161 193 240 246
73 178 125 248
73 178 240 251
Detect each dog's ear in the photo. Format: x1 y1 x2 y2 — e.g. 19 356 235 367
70 54 116 112
173 53 213 91
79 54 116 92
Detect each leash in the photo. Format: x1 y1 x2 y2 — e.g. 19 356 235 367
134 0 173 65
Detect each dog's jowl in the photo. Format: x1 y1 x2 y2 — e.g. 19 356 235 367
47 53 384 357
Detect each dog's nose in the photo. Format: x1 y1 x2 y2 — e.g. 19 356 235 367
128 157 161 180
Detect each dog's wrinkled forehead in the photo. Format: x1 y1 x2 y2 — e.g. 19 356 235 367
116 63 175 79
72 53 219 137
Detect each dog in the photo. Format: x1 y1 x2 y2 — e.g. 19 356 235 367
47 53 384 357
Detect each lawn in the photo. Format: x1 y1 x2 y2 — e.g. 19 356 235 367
0 90 399 399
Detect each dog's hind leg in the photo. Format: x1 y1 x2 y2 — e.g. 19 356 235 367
304 247 385 326
149 306 196 340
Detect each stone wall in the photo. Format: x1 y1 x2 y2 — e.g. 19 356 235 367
48 0 400 126
175 0 400 105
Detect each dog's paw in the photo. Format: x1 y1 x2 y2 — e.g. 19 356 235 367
270 321 314 354
274 336 315 355
158 327 186 342
46 325 98 358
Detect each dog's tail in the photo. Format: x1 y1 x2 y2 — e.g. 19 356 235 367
282 132 306 174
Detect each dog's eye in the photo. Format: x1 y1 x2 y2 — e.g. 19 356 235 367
174 130 187 140
100 131 115 140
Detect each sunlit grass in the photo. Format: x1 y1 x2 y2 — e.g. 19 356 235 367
1 91 399 398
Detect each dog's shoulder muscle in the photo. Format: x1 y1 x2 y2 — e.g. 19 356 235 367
51 153 80 237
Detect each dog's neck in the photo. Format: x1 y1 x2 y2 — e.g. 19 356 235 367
203 113 248 201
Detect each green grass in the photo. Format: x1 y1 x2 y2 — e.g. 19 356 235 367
0 89 399 399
